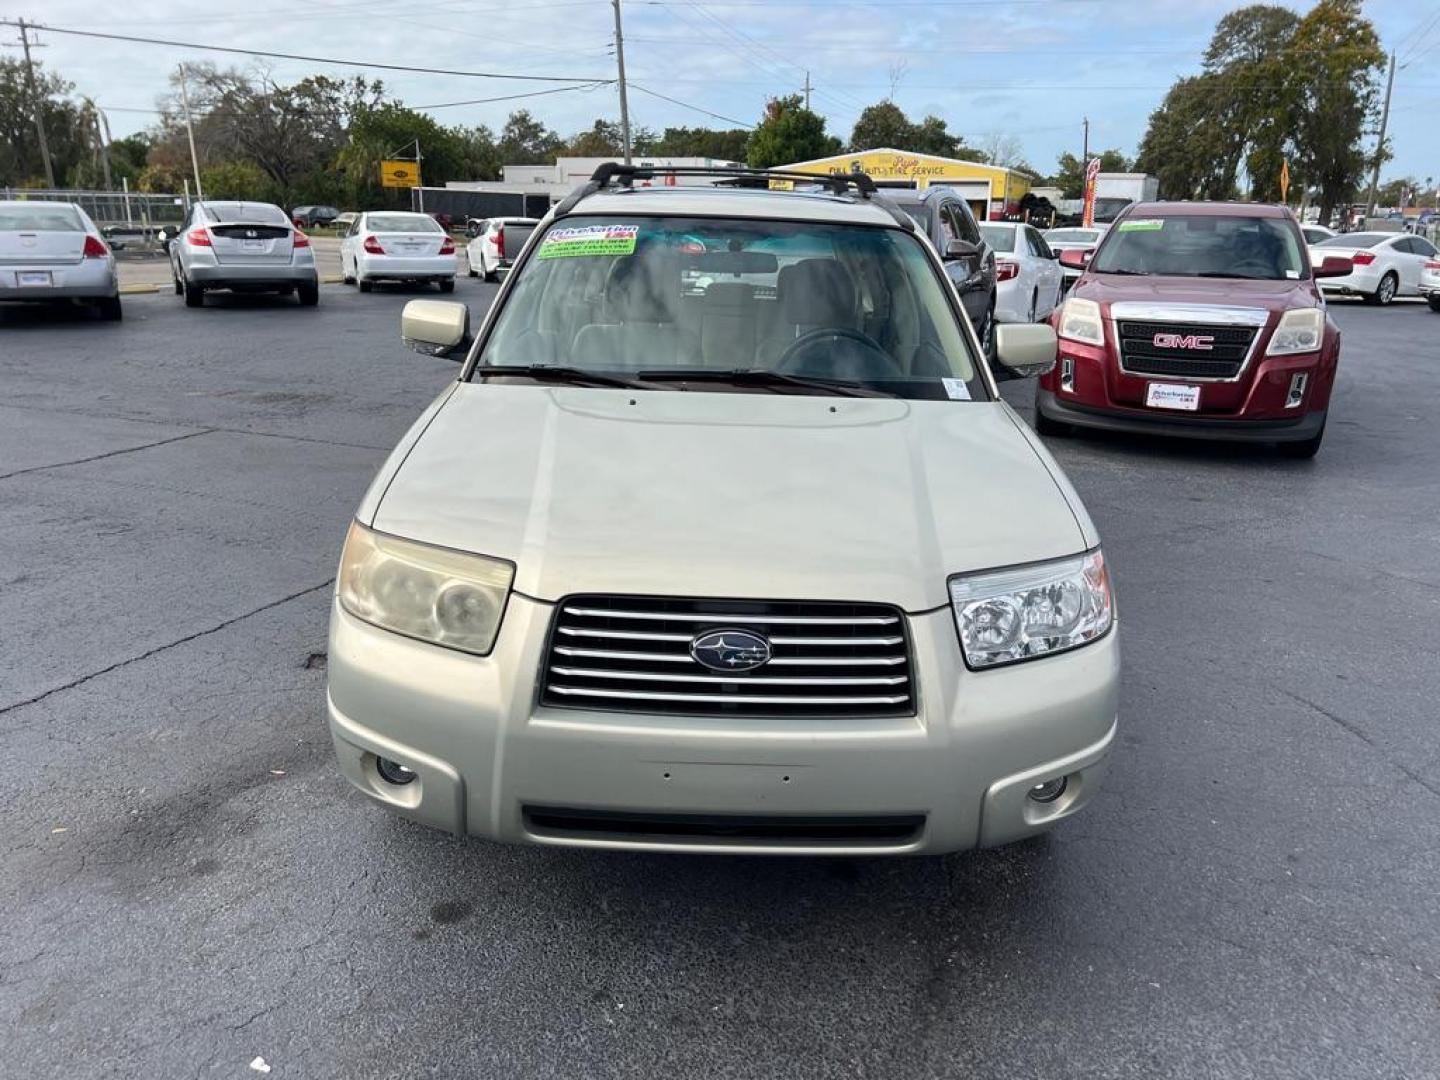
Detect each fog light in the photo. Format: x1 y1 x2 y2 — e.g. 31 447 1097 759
376 757 417 786
1060 356 1075 393
1028 776 1068 803
1285 372 1308 409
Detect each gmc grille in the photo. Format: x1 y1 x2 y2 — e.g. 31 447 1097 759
539 595 916 718
1117 320 1258 380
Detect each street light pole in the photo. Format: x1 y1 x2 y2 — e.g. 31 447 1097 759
611 0 633 164
178 64 204 200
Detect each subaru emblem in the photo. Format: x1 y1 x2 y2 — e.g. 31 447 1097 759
690 629 772 673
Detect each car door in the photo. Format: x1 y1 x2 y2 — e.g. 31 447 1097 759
1411 236 1439 288
1027 227 1062 316
1396 236 1432 292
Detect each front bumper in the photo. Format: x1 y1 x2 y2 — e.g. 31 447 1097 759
326 595 1120 855
0 259 117 300
1038 388 1325 442
356 254 456 281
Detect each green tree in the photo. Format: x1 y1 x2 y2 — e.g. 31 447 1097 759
848 101 913 150
0 57 88 187
498 109 563 165
1375 176 1419 208
454 125 502 181
1134 76 1241 200
912 115 970 159
650 126 749 161
746 94 841 168
338 103 469 207
1048 149 1131 199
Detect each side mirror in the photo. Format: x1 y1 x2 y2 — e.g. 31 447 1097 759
944 238 980 261
994 323 1057 379
1312 255 1353 279
401 299 471 360
1058 248 1091 270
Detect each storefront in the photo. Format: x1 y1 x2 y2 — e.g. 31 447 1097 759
773 148 1034 222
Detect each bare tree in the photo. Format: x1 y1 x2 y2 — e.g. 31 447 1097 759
886 60 909 102
978 130 1024 167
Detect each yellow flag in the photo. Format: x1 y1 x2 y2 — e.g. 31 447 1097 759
1280 159 1290 203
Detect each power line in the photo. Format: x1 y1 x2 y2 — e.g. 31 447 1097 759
415 83 614 110
628 82 753 128
0 20 610 82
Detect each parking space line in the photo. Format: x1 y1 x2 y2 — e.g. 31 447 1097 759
0 428 213 481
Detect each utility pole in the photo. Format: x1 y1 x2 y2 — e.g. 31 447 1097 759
1082 116 1089 165
177 64 204 200
17 19 56 188
97 107 113 191
1364 51 1396 218
611 0 632 164
804 71 812 111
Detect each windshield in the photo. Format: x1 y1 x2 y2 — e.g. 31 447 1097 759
368 213 442 233
476 215 986 401
0 205 84 231
1316 232 1387 249
204 202 289 225
1046 229 1100 244
979 225 1016 253
1089 215 1305 280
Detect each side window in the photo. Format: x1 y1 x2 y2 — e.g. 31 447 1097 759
1414 237 1438 258
1391 237 1415 255
936 202 957 246
948 202 982 246
1028 228 1053 259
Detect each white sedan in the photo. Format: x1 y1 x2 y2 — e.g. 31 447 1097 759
0 200 121 320
1310 231 1440 306
979 222 1063 324
466 216 538 282
340 211 457 293
1301 224 1336 245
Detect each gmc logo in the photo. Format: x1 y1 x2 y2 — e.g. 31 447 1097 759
1153 333 1215 350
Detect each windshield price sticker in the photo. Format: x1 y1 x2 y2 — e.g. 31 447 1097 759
942 378 972 401
1117 219 1165 232
537 224 638 259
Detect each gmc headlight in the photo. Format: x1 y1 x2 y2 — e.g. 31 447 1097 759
1266 307 1323 356
950 549 1113 670
1057 297 1104 346
337 520 514 655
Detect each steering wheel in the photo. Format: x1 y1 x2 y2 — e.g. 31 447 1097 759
774 327 902 380
1230 258 1275 276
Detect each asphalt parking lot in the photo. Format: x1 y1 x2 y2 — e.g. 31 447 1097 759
2 283 1438 1078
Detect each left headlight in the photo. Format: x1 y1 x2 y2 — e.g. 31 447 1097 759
949 549 1113 670
1266 307 1323 356
337 520 514 655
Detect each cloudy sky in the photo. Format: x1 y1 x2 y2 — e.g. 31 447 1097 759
8 0 1440 185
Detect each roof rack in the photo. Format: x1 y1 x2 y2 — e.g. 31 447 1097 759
553 163 914 230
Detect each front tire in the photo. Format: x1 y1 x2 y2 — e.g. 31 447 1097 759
1366 272 1397 306
183 278 205 308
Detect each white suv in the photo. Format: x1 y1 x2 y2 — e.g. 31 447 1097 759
327 165 1119 855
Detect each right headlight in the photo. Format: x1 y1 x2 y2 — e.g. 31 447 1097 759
337 520 514 655
949 549 1113 670
1057 297 1104 346
1265 307 1323 356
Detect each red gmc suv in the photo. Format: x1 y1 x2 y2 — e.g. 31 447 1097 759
1036 202 1352 458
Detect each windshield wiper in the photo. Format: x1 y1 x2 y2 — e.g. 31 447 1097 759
1193 271 1279 280
475 365 657 390
637 368 897 398
1098 268 1156 276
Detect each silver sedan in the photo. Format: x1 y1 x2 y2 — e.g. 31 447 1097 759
169 201 319 308
0 201 121 320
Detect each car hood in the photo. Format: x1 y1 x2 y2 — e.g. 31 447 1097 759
1074 273 1317 313
369 384 1089 611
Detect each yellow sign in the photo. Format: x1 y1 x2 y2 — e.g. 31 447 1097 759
381 160 421 188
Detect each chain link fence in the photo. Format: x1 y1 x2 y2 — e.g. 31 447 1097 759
1 188 192 254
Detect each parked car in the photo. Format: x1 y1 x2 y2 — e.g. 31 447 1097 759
1044 226 1108 290
978 221 1063 324
885 187 998 357
1300 224 1336 245
169 200 319 307
0 200 122 320
331 212 358 235
1309 231 1440 305
465 216 538 281
1039 202 1350 458
291 205 340 228
325 164 1118 856
1421 257 1440 312
339 211 457 293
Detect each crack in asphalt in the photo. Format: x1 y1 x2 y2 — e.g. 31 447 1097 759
1280 688 1440 800
0 429 213 480
0 579 335 719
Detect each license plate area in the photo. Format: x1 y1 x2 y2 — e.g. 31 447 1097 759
242 239 266 252
17 270 52 287
1145 382 1201 411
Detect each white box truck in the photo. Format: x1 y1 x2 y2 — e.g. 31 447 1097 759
1093 173 1159 223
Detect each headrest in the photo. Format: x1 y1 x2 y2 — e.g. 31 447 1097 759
779 259 855 326
605 254 678 324
703 282 754 310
